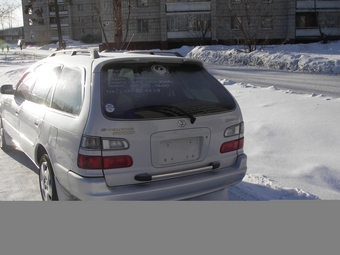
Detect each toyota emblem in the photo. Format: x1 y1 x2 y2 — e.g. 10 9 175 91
178 120 186 127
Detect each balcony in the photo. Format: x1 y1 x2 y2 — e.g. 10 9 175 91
296 1 340 9
167 31 211 39
50 23 69 28
166 2 211 12
296 28 340 37
49 11 69 16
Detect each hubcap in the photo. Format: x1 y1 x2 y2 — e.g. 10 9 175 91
40 161 52 201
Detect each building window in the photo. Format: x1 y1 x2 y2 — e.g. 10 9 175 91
37 19 44 25
137 0 149 7
92 16 99 22
49 4 68 12
263 0 272 3
50 17 69 25
137 19 149 32
296 13 317 28
231 16 242 30
167 15 187 31
262 16 273 29
78 4 83 11
188 14 211 31
318 12 340 28
167 14 211 32
24 4 33 15
51 28 69 37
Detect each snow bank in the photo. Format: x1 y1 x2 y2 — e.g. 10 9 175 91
186 41 340 75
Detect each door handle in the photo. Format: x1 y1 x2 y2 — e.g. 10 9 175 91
34 119 41 127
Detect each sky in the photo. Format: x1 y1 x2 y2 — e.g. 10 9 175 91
0 39 340 200
0 0 23 29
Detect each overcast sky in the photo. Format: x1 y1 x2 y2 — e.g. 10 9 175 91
1 0 23 29
12 0 23 28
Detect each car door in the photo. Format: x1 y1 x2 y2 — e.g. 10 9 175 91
19 64 62 159
1 71 38 146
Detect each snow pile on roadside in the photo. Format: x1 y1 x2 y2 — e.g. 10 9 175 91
186 41 340 75
229 174 320 200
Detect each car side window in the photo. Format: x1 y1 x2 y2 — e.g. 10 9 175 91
30 64 62 106
51 66 84 115
15 72 37 100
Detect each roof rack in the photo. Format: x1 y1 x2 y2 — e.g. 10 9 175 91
48 49 100 59
126 51 183 57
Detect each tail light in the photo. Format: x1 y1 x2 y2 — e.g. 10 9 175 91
103 156 133 169
224 122 244 137
77 155 102 169
220 122 245 153
78 154 133 169
220 138 244 153
78 136 132 169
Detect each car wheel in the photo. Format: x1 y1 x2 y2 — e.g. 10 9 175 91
0 118 11 152
39 154 59 201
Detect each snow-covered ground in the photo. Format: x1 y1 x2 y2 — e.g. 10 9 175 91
0 40 339 200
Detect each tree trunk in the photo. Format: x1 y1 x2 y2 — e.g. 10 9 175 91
54 0 63 49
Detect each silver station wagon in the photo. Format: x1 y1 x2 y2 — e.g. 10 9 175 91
0 49 247 200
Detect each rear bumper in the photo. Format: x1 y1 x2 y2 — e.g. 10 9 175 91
64 154 247 201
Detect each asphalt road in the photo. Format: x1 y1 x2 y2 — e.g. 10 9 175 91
206 64 340 98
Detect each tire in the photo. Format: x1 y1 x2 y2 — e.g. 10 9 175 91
39 154 59 201
0 118 11 152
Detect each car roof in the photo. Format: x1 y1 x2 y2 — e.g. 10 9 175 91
42 49 204 71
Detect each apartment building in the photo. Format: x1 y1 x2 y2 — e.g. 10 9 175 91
98 0 214 50
100 0 339 50
20 0 340 49
21 0 102 45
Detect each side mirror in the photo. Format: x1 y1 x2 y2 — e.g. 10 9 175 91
0 84 14 95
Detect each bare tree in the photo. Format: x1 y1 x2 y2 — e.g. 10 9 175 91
92 0 110 50
217 0 276 52
49 0 73 50
0 1 21 29
189 14 212 45
112 0 133 50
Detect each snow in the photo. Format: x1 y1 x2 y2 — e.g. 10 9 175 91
186 41 340 75
1 40 340 200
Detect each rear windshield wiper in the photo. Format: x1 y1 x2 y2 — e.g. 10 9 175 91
126 105 196 124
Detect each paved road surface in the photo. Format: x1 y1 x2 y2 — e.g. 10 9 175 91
206 64 340 98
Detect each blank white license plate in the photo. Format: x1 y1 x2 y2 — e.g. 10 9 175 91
159 137 201 165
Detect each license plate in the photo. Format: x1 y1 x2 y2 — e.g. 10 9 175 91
159 137 201 165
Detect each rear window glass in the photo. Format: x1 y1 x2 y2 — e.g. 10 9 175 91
101 62 235 120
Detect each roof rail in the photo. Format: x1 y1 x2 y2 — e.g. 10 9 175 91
126 51 183 57
48 49 100 59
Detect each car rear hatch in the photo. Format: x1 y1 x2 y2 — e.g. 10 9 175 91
79 58 244 187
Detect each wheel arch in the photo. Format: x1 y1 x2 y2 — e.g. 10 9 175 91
35 144 48 166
